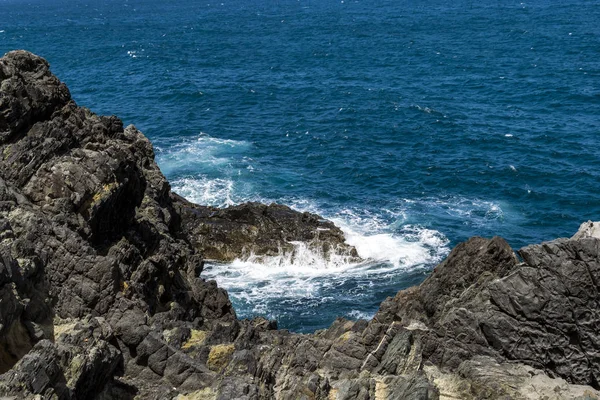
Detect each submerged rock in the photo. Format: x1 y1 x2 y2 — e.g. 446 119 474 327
0 50 599 399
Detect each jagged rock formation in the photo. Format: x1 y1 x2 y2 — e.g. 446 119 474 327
0 51 599 400
174 196 359 263
0 50 238 399
201 226 600 400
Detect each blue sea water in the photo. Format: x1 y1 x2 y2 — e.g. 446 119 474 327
1 0 599 332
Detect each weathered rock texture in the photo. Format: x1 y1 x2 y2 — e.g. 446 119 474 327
1 51 599 400
174 196 359 263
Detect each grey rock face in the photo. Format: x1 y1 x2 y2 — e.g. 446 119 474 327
0 50 70 144
1 51 599 400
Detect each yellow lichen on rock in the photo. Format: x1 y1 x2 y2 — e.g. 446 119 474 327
2 145 12 160
374 378 389 400
328 388 339 400
65 354 85 387
92 182 118 204
181 330 208 349
175 388 217 400
337 331 354 343
53 321 77 340
207 343 235 372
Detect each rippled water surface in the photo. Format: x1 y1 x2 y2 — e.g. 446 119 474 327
2 0 599 331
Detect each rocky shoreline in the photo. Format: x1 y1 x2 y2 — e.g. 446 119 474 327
0 50 598 400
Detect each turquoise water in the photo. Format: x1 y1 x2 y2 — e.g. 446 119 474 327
2 0 599 332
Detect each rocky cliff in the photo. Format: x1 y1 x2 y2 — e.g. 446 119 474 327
0 51 599 400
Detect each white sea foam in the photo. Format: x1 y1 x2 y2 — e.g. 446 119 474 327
202 202 450 310
156 133 251 175
171 177 236 207
332 217 448 270
156 133 252 206
157 134 507 322
412 104 448 118
347 310 374 320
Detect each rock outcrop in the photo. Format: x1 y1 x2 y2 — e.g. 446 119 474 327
1 51 599 400
174 196 359 263
0 50 236 399
200 228 600 400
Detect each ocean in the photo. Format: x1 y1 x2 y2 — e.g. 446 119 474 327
1 0 599 332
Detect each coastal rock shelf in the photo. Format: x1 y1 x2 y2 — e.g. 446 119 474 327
0 51 598 400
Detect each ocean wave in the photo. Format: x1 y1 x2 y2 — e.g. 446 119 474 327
156 133 253 206
156 132 251 174
155 134 507 326
332 219 448 270
170 176 236 207
347 309 374 321
202 202 451 316
169 168 514 329
400 196 506 227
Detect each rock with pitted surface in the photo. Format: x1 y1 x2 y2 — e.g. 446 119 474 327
1 51 599 400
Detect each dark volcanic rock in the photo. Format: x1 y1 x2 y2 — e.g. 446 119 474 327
1 51 599 400
0 50 70 144
175 196 359 263
0 50 235 399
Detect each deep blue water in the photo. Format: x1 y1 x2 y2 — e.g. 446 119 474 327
2 0 599 332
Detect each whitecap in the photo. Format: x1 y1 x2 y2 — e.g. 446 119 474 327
332 219 448 269
347 310 374 320
407 196 506 226
156 133 254 208
171 176 235 207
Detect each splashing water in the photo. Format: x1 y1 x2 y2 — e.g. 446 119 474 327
203 206 450 331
